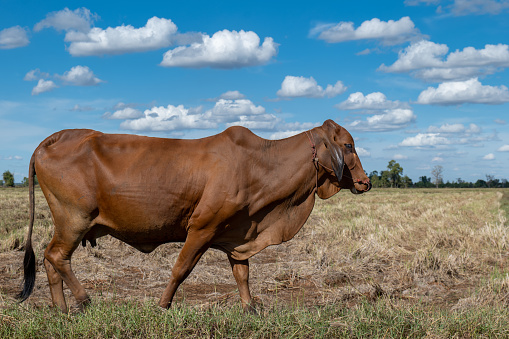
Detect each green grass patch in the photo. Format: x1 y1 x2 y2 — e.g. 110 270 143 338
2 298 509 338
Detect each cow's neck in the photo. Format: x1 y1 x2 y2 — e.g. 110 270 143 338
257 132 321 204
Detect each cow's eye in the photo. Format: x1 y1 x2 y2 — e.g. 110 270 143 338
345 144 352 149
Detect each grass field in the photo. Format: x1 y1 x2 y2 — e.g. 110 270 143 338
1 187 509 338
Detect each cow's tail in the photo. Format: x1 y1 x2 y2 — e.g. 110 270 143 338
16 152 37 302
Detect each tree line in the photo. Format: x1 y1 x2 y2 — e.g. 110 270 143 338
2 166 507 189
1 170 38 188
369 161 508 189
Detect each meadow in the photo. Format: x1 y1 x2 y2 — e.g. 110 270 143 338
1 187 509 338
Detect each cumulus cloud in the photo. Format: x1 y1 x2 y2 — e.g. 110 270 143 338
24 69 49 81
416 78 509 105
393 154 408 160
356 147 371 157
405 0 509 16
160 30 278 69
277 76 346 98
452 0 509 15
483 153 495 160
66 17 178 56
219 91 245 100
426 123 481 134
380 41 509 81
34 7 96 33
348 108 416 132
25 65 103 95
311 17 424 45
209 99 266 123
120 105 217 131
336 92 408 110
116 97 318 137
399 133 450 147
31 79 58 95
0 26 29 49
57 65 103 86
103 107 143 120
498 145 509 151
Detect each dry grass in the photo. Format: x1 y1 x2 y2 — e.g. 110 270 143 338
1 187 508 312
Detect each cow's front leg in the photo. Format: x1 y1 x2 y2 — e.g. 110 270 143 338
228 255 256 313
158 229 213 308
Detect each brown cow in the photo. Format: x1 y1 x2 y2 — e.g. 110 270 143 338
17 119 371 313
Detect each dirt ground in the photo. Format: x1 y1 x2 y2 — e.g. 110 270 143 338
1 189 507 312
0 226 486 311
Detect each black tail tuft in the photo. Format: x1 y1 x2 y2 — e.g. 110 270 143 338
16 241 36 302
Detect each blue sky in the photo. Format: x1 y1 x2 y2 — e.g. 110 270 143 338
1 0 508 183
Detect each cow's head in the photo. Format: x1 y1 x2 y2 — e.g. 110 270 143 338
314 120 371 199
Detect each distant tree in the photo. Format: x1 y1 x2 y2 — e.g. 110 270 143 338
380 170 391 188
475 179 487 188
0 179 3 186
401 175 413 188
369 172 381 188
20 176 38 187
387 160 403 188
486 175 493 187
431 165 443 188
2 170 14 187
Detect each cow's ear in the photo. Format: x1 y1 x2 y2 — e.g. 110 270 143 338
323 138 344 182
321 120 345 182
317 177 341 199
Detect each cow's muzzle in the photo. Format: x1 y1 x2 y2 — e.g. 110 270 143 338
351 179 372 194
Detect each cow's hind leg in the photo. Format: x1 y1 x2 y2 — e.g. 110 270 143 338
158 229 214 308
43 258 66 313
44 236 90 312
227 255 255 313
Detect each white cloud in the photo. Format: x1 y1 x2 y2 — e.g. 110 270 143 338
356 147 371 157
160 30 278 69
31 79 58 95
336 91 407 110
348 108 416 132
66 17 178 56
25 65 103 95
57 65 103 86
24 69 49 81
226 114 281 131
452 0 509 15
399 133 450 147
432 156 444 162
269 122 320 140
498 145 509 151
209 99 266 123
103 107 143 120
426 123 482 135
34 7 96 33
219 91 245 100
406 0 509 15
495 119 506 124
312 16 423 45
0 26 29 49
483 153 495 160
393 154 408 160
427 123 466 133
417 78 509 105
120 105 217 131
380 41 509 81
277 76 346 98
404 0 440 5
